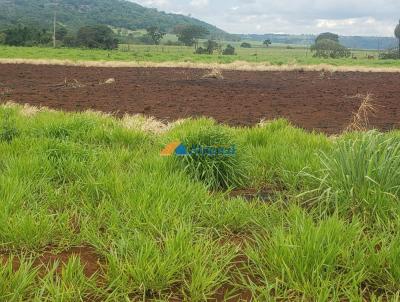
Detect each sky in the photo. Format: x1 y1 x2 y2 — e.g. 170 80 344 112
132 0 400 37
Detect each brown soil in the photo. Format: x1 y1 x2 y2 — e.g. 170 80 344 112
0 246 102 278
1 64 400 134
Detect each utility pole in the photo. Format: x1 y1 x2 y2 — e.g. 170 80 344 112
53 10 57 48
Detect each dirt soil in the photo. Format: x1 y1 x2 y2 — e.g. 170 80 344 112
1 64 400 134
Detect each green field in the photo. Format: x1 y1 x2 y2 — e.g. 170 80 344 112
1 44 400 68
2 103 400 300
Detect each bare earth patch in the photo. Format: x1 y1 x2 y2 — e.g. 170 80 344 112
0 245 103 278
1 64 400 134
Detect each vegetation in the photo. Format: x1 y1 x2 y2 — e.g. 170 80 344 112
195 40 220 55
1 25 51 47
240 42 252 48
2 103 400 300
2 44 400 68
145 27 166 45
222 44 235 55
74 25 118 49
0 0 227 38
263 39 272 47
311 32 351 58
241 33 397 50
174 25 210 47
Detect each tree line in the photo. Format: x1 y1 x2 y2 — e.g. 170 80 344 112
1 20 399 59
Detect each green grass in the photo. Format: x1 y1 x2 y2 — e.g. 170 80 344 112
2 103 400 300
1 44 400 68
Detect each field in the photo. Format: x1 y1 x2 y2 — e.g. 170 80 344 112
2 41 400 300
2 98 400 301
1 63 400 134
1 44 400 68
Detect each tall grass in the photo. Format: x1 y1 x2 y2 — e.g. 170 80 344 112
306 131 400 220
1 104 400 300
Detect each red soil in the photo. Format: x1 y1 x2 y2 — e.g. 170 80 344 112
1 64 400 134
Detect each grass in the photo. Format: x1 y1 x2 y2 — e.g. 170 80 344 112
1 44 400 70
2 103 400 300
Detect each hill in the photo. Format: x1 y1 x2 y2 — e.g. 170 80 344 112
240 33 397 50
0 0 227 37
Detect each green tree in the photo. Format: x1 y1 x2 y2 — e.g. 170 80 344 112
145 26 166 45
0 32 5 44
75 25 118 49
3 25 51 46
240 42 252 48
222 44 235 55
311 38 350 58
315 32 339 43
263 39 272 47
56 25 68 41
395 19 400 58
204 39 219 54
174 25 209 48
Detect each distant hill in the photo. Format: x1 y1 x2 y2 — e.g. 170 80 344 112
240 33 397 50
0 0 227 37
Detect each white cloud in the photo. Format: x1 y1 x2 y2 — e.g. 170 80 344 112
189 0 209 9
130 0 400 36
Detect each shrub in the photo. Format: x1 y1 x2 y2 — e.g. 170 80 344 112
240 42 252 48
222 44 235 55
379 48 400 60
173 125 249 190
309 132 400 219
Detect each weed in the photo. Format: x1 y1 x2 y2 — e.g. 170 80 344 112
345 93 376 132
0 109 19 143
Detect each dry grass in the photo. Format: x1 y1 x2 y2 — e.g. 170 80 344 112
65 78 86 88
121 114 171 134
99 78 116 85
345 93 377 132
1 58 400 73
202 68 224 79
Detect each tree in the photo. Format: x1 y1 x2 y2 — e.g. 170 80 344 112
174 25 209 48
263 39 272 47
145 26 166 45
395 20 400 58
75 25 118 49
204 39 219 54
0 32 5 44
222 44 235 55
240 42 252 48
315 32 339 43
55 25 68 41
3 25 51 46
311 38 350 58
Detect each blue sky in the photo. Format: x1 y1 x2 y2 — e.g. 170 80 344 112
132 0 399 36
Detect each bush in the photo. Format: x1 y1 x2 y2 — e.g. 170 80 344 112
240 42 252 48
173 125 249 190
222 44 235 55
310 132 400 219
379 48 400 60
195 47 208 55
